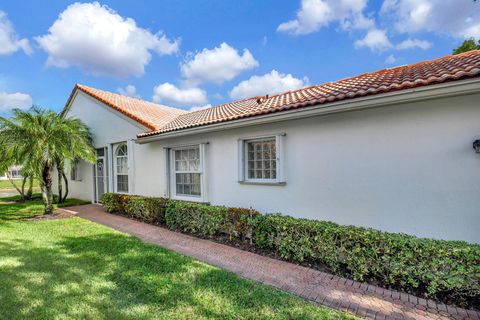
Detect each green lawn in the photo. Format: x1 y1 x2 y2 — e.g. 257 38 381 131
0 179 40 190
0 197 353 320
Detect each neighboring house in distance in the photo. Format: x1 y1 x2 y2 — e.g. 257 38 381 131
1 165 22 180
57 50 480 243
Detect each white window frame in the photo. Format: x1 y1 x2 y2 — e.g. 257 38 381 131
114 143 129 194
70 159 81 181
169 144 207 202
238 133 286 185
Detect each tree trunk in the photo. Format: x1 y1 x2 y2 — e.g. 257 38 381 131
6 172 24 199
57 163 63 203
20 177 27 200
61 170 69 202
42 163 54 215
26 176 33 199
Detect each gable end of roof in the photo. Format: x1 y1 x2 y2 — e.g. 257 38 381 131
62 84 188 131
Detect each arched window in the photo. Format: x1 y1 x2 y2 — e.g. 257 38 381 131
115 144 128 192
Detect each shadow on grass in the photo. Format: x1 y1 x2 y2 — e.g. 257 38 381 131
0 200 45 223
0 196 90 224
0 230 347 320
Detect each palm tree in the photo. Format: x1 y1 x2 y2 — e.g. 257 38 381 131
0 107 95 214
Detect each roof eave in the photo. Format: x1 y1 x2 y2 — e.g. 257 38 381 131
60 84 81 117
136 77 480 144
61 84 156 131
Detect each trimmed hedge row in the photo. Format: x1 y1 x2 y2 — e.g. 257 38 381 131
251 214 480 304
102 193 167 224
102 193 259 240
101 192 480 307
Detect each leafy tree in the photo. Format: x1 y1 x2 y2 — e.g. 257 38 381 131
0 107 95 214
452 38 480 54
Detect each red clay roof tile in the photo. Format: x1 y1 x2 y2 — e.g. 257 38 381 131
72 84 188 130
139 50 480 138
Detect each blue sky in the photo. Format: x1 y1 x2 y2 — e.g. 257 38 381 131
0 0 478 114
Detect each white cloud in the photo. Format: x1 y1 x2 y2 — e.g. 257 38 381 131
229 70 309 100
181 42 258 86
152 83 207 107
189 104 212 112
385 54 396 64
0 11 31 55
0 92 32 112
36 2 179 78
277 0 373 35
355 29 393 52
381 0 480 39
396 38 432 50
117 84 140 98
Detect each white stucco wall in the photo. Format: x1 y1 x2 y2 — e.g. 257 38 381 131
62 90 480 243
59 91 145 202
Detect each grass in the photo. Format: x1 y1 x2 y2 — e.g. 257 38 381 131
0 197 354 320
0 179 40 190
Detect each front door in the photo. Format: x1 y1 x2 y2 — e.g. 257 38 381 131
94 148 108 203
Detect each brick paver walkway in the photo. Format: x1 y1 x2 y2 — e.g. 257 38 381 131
61 204 480 320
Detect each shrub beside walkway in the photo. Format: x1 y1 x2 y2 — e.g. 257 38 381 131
62 204 480 320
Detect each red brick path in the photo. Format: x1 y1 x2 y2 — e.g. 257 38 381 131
61 204 480 320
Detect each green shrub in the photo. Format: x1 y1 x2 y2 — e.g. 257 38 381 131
101 193 129 213
165 200 227 237
250 214 480 304
125 196 167 224
224 207 260 241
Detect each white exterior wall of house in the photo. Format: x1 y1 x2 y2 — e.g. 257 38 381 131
1 165 22 180
56 91 145 201
61 90 480 243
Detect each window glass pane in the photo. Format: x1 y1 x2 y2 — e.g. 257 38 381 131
116 145 127 157
174 147 201 197
245 138 277 180
115 144 128 192
70 161 79 180
264 160 270 170
264 170 271 179
175 172 201 196
116 157 128 174
117 175 128 192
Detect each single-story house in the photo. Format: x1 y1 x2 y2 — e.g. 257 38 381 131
58 50 480 243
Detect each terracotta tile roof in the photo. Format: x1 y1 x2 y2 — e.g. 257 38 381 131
70 84 188 130
139 50 480 138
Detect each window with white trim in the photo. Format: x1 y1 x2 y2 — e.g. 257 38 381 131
115 144 128 193
174 146 201 196
246 138 276 180
169 144 207 201
239 134 285 184
70 160 81 181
